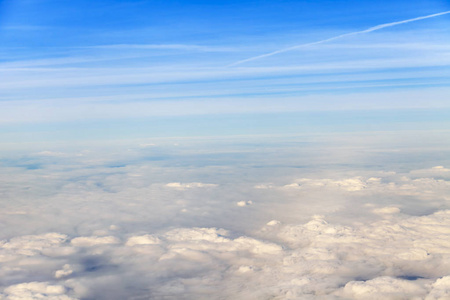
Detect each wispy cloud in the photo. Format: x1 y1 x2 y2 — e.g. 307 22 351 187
0 44 234 69
3 55 450 90
2 25 49 31
87 44 235 52
229 10 450 66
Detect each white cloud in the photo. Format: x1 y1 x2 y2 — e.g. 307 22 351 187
0 233 70 258
372 206 401 215
1 136 450 299
410 166 450 179
125 235 161 246
236 200 253 207
70 236 120 247
427 276 450 299
259 171 450 204
338 276 429 299
1 209 449 299
1 282 77 300
55 264 73 279
165 182 218 189
282 177 369 191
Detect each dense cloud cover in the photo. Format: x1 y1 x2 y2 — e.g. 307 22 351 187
1 211 450 299
1 133 450 299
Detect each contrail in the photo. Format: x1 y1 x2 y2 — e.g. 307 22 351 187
229 10 450 67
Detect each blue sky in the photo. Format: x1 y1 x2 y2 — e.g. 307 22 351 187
1 0 450 141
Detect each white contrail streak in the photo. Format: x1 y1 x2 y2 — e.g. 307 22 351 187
229 10 450 67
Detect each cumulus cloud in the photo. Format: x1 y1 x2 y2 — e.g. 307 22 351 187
165 182 218 189
282 177 370 191
410 166 450 179
2 282 77 300
0 233 69 257
338 276 429 299
70 236 121 247
1 135 450 299
125 235 161 247
427 276 450 299
236 200 253 207
372 205 401 215
55 264 74 279
1 209 450 299
259 172 450 205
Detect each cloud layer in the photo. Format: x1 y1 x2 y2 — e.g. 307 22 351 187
1 134 450 299
1 210 450 299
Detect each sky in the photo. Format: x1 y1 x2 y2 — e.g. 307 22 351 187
1 1 450 299
1 0 450 141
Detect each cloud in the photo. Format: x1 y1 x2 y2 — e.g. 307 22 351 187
1 136 450 299
55 264 74 279
372 206 401 215
125 235 161 246
2 282 77 300
87 44 234 52
338 276 429 299
236 200 253 207
1 210 450 299
230 10 450 66
428 276 450 299
165 182 218 189
260 173 450 202
70 236 121 247
0 233 71 257
410 166 450 179
282 177 370 191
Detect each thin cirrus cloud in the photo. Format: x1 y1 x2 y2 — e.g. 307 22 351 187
0 44 232 69
86 43 236 52
1 8 449 130
229 10 450 66
3 55 450 90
